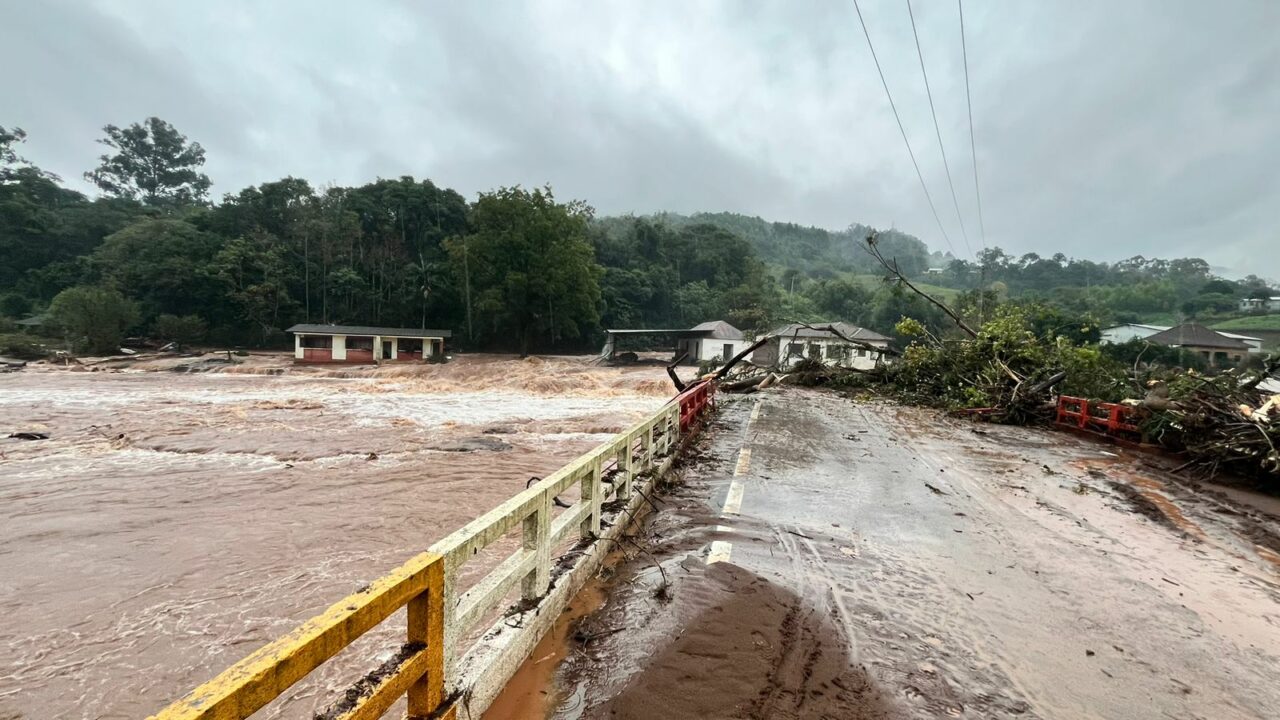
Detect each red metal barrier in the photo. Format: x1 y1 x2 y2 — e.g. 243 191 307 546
673 379 717 432
1055 396 1140 438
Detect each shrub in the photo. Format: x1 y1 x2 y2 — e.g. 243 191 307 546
152 314 207 345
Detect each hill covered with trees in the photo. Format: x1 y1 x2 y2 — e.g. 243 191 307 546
2 118 1276 356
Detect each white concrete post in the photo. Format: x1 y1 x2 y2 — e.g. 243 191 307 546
643 424 654 471
373 335 382 365
440 553 460 693
617 438 633 501
522 491 551 600
293 333 303 360
580 459 603 540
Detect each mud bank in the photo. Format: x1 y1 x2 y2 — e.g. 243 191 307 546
527 389 1280 720
0 358 669 719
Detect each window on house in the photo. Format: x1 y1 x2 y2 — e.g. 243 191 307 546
786 343 804 358
300 335 331 348
807 342 821 358
346 336 375 350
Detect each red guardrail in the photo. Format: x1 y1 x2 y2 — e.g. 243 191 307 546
672 379 716 433
1055 395 1140 437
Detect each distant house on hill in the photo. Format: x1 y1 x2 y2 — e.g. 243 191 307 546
286 324 450 364
1142 323 1251 367
1238 296 1280 312
753 322 891 370
1100 323 1262 354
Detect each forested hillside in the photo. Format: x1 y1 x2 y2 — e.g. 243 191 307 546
2 118 1277 356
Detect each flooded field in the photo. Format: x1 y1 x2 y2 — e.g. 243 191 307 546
0 354 670 719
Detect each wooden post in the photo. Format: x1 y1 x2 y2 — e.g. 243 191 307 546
522 491 551 600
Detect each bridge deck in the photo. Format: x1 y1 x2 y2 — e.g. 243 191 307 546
533 387 1280 719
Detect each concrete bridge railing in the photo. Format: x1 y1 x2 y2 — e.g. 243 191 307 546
148 381 714 720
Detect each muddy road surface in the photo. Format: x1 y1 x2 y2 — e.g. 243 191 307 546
519 388 1280 720
0 355 668 719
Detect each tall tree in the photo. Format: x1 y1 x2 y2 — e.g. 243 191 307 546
446 186 601 356
85 117 211 207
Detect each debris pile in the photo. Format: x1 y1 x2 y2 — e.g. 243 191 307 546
1144 368 1280 478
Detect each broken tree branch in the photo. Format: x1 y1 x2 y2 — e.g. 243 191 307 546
713 336 768 381
864 232 978 338
666 351 689 391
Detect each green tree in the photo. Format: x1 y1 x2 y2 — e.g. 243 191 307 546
85 117 211 207
151 313 207 345
91 218 222 320
48 285 138 353
210 231 299 340
446 186 601 355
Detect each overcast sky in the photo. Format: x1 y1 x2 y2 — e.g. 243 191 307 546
4 1 1278 276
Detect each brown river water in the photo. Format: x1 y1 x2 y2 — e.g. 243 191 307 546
0 355 670 719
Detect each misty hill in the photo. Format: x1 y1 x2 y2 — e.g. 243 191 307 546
592 212 947 278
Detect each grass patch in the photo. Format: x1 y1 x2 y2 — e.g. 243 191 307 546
1212 315 1280 331
0 333 65 360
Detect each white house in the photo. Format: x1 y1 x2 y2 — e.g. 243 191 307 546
1100 323 1263 354
286 324 450 364
601 320 749 365
752 322 891 370
675 321 750 363
1238 296 1280 312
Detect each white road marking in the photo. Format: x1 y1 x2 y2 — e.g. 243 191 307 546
723 480 745 516
750 401 762 421
733 447 752 476
715 525 733 532
707 540 733 564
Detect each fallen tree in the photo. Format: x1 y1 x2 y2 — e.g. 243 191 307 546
733 231 1280 483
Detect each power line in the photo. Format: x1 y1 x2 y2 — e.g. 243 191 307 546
906 0 972 259
851 0 956 258
958 0 986 251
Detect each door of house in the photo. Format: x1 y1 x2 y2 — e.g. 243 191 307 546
382 340 393 359
723 343 733 361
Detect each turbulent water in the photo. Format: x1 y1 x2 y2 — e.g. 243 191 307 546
0 357 669 719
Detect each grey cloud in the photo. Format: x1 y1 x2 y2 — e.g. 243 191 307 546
1 0 1276 276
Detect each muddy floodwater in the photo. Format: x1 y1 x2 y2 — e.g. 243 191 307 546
0 355 669 719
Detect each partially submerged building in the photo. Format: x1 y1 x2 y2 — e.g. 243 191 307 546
601 320 749 365
286 324 450 364
752 322 891 370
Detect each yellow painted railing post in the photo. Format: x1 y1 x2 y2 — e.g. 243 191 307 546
522 490 552 600
407 557 446 719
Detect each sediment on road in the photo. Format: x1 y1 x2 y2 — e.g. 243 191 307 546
511 386 1280 720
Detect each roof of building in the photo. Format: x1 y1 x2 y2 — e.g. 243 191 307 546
767 322 890 342
689 320 745 340
606 320 744 340
1103 323 1169 332
1143 323 1249 350
15 315 46 326
1217 331 1262 343
287 324 451 338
